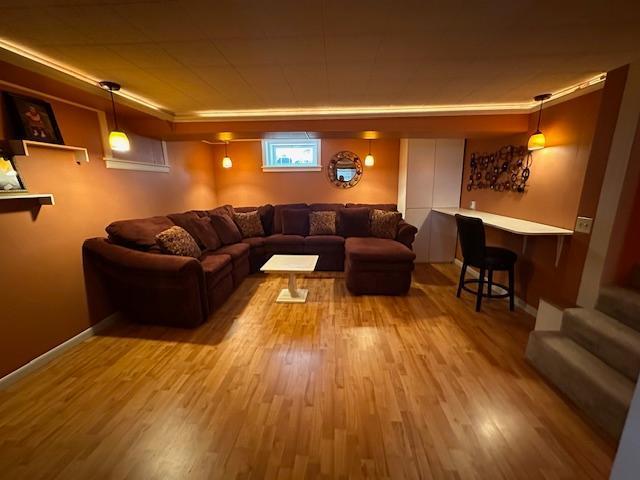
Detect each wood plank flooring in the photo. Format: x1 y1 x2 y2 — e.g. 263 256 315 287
0 264 616 479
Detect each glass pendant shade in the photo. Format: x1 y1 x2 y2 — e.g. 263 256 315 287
109 130 130 152
364 153 375 166
527 130 545 151
222 156 232 168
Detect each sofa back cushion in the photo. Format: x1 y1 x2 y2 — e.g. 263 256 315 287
155 226 202 258
168 212 221 251
370 209 402 239
281 208 310 236
273 203 308 233
106 216 174 250
207 204 235 218
234 204 274 235
233 210 265 238
346 203 397 211
339 207 371 237
209 213 242 245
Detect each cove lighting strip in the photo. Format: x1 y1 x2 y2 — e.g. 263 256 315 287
1 37 606 121
0 38 166 113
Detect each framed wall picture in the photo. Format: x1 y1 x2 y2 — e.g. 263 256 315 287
3 92 64 145
0 147 27 193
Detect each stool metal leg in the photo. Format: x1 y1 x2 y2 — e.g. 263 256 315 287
476 267 485 312
508 266 515 311
457 262 467 297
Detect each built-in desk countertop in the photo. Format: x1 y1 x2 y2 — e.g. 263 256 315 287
432 207 573 266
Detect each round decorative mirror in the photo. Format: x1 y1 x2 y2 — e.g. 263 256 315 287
327 151 363 188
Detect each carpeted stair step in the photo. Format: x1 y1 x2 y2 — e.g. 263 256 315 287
562 308 640 381
596 285 640 333
525 331 634 439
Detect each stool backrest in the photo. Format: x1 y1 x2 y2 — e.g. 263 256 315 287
455 214 486 265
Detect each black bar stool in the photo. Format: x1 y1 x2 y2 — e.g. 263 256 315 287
455 214 517 312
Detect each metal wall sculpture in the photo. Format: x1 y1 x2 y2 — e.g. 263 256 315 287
466 145 532 193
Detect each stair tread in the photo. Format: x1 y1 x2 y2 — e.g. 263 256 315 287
529 331 634 407
597 285 640 332
563 307 640 381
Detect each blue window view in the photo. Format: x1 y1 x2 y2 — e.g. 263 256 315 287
262 139 320 169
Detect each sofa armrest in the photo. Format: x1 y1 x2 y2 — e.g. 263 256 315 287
82 238 208 327
396 220 418 249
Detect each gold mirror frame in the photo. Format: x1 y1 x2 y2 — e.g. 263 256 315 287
327 150 363 188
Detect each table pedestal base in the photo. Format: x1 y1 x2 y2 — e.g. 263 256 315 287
276 272 308 303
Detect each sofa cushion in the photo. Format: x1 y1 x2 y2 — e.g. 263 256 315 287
155 226 202 258
339 207 371 237
309 211 337 236
106 215 174 250
207 204 234 217
309 203 344 212
304 235 344 253
235 204 275 235
241 236 266 249
273 203 308 233
265 234 305 246
346 203 397 211
200 253 233 286
168 211 221 251
370 209 402 239
233 210 265 238
282 208 310 236
345 237 416 264
209 213 242 245
212 242 250 261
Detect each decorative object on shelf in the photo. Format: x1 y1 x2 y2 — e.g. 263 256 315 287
466 145 532 193
364 139 375 167
328 150 363 188
222 142 232 168
528 93 552 151
0 144 27 193
99 81 130 153
4 92 64 144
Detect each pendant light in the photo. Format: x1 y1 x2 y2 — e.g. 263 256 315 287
364 139 375 167
99 81 130 153
528 93 552 151
222 141 232 168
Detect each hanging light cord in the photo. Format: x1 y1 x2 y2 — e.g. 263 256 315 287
368 139 371 154
536 98 544 131
108 88 119 130
224 142 228 156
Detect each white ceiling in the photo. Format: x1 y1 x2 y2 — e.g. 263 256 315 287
1 0 639 117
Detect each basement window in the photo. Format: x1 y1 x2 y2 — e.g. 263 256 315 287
261 139 321 172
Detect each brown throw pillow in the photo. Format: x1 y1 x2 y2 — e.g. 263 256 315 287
155 226 201 258
281 208 310 236
168 212 221 251
209 213 242 245
309 211 336 235
106 216 174 250
339 207 371 237
233 211 265 238
371 209 402 239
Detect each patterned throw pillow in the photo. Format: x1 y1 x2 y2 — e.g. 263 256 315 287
309 211 336 235
370 209 402 239
155 226 201 258
233 211 265 238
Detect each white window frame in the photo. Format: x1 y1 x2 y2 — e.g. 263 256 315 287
261 139 321 172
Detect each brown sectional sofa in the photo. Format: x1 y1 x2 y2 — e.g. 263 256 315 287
83 203 418 328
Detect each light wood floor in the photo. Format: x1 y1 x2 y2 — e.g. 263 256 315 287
0 264 615 479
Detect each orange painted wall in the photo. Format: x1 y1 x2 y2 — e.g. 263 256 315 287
457 67 629 307
0 90 217 378
212 138 399 206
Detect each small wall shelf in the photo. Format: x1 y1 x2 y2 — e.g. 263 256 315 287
0 193 55 205
10 140 89 164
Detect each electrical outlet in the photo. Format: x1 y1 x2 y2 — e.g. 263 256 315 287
575 216 593 234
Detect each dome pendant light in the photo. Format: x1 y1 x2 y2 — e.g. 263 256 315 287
222 142 232 168
528 93 552 151
364 139 375 167
99 81 130 153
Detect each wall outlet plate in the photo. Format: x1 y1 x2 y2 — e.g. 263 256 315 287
575 216 593 234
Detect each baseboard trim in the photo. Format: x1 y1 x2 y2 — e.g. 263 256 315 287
0 312 120 390
453 259 538 317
